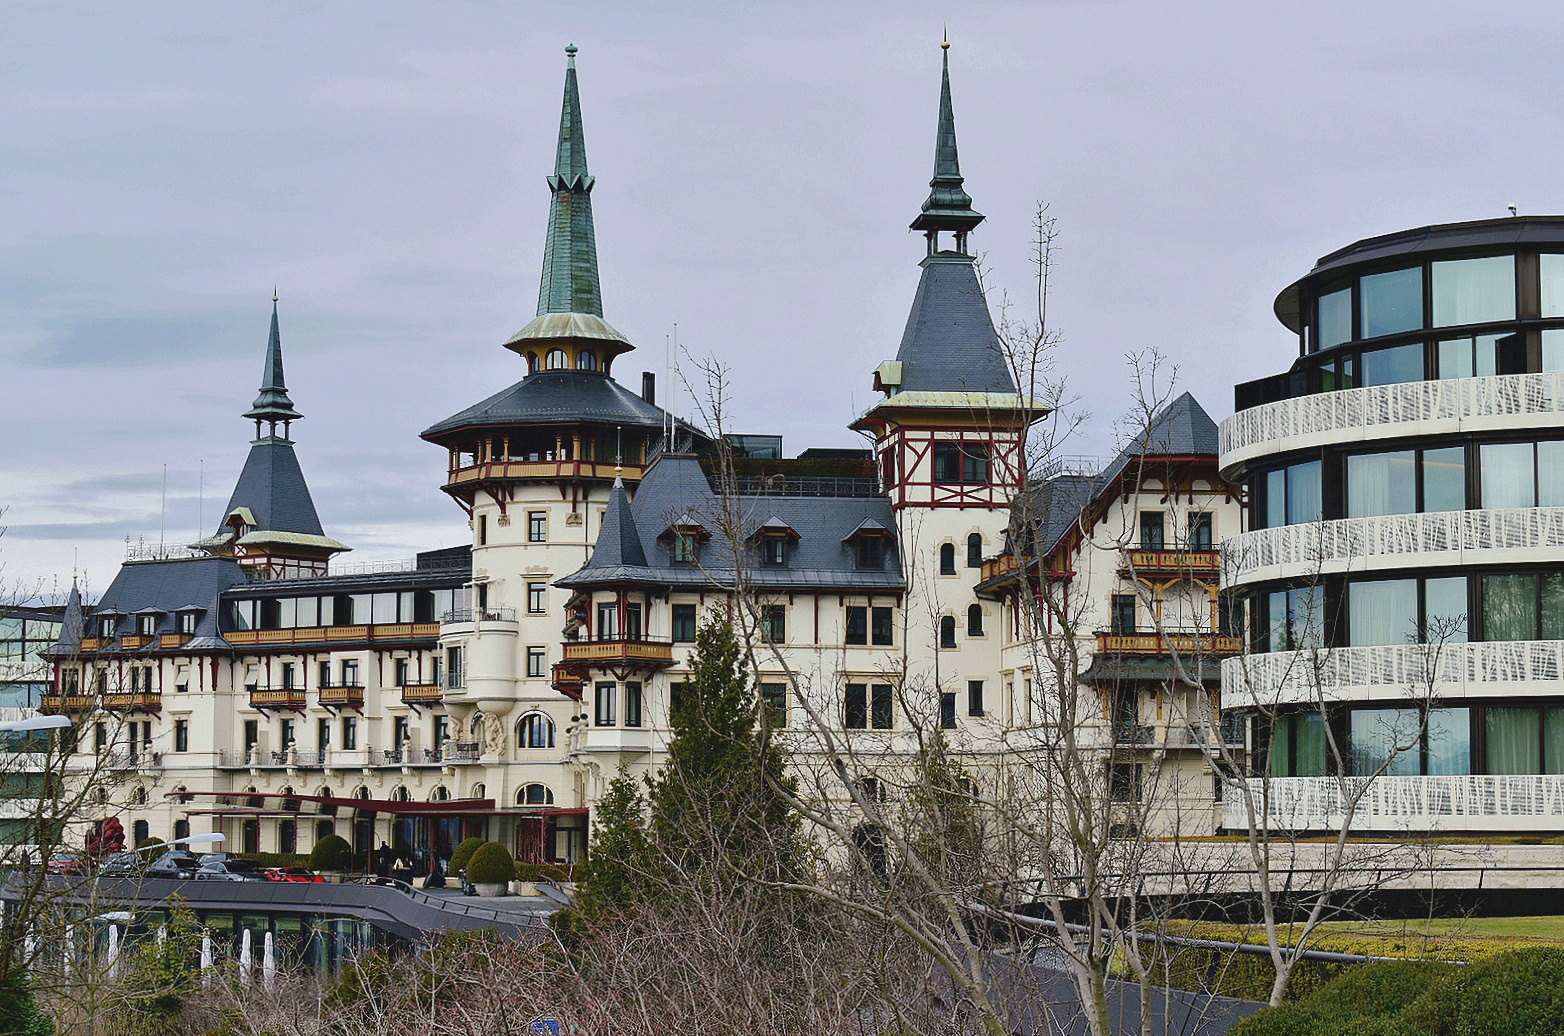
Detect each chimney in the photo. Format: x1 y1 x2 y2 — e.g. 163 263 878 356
641 371 656 405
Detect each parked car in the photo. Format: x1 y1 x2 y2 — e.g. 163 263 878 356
97 851 145 877
264 866 324 884
146 851 202 880
197 852 235 866
45 851 85 876
194 859 267 882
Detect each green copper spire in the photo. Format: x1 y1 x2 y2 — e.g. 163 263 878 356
243 295 303 435
537 43 602 317
910 39 984 244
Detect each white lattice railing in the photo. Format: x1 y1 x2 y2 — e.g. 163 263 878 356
1222 640 1564 706
1219 373 1564 470
1223 774 1564 832
1224 506 1564 585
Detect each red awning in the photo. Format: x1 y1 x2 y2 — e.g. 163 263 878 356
165 790 496 816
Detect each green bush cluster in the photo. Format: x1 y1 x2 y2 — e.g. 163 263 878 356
135 836 165 851
465 842 516 885
1232 948 1564 1036
308 834 353 873
512 862 574 882
449 836 485 876
235 852 311 868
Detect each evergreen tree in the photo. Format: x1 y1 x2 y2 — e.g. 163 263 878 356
573 768 648 916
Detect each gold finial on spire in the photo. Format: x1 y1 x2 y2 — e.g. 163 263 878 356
272 285 279 303
942 27 949 49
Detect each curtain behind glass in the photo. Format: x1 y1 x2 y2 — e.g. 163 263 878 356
1422 448 1466 512
1319 288 1352 348
1486 707 1541 775
1480 443 1535 508
1545 330 1564 374
1546 708 1564 774
1427 708 1471 775
1287 461 1322 525
1539 442 1564 507
1432 255 1516 326
1351 708 1420 776
1288 587 1324 650
1347 451 1416 517
1543 573 1564 641
1424 576 1468 643
1295 712 1327 777
1543 255 1564 318
1265 469 1286 529
1349 580 1418 646
1483 574 1537 641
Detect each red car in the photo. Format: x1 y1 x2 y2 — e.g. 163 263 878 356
46 851 86 876
264 866 324 883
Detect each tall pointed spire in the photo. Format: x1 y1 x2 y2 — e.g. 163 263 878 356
910 38 983 250
537 43 602 318
243 296 303 436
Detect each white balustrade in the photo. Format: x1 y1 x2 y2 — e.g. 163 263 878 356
1223 774 1564 832
1223 506 1564 586
1219 373 1564 472
1223 640 1564 707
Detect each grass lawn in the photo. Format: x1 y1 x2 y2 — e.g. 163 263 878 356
1170 915 1564 962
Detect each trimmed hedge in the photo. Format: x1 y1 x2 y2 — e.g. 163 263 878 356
465 842 516 885
449 837 485 876
513 862 576 883
136 836 165 851
308 834 353 873
236 852 310 869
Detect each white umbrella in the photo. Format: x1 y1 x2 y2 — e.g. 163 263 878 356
263 930 276 989
157 925 166 947
63 924 72 979
200 931 213 987
239 928 252 986
22 933 33 973
105 924 120 980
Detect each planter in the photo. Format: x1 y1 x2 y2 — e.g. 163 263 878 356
473 882 508 898
510 879 539 897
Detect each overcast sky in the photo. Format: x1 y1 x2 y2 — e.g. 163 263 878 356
3 0 1560 600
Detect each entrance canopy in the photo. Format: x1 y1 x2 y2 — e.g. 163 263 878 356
166 790 496 816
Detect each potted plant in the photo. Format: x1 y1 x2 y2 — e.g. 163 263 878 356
308 834 352 881
464 841 515 897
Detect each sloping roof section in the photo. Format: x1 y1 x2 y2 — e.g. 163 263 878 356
89 556 248 643
218 439 327 538
558 454 905 592
582 477 648 571
890 255 1016 396
50 582 84 654
1094 392 1220 492
421 370 678 439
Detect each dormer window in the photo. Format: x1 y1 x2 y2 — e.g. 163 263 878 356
137 613 158 637
857 537 884 570
750 517 799 567
761 536 786 566
177 610 199 635
673 532 698 564
98 616 117 639
662 516 710 565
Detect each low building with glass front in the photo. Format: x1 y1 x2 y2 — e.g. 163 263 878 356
1221 217 1564 834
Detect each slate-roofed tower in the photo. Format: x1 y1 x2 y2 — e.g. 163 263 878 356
196 299 348 579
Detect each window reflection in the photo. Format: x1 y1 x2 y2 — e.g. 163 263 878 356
1360 267 1423 339
1432 255 1515 327
1360 342 1424 386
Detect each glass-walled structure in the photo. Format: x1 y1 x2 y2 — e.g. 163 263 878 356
1220 217 1564 834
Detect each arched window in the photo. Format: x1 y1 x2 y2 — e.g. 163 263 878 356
939 615 957 649
517 712 556 749
430 785 450 802
280 786 300 812
575 350 598 371
967 533 983 568
967 604 984 637
132 818 149 845
173 819 190 842
245 786 262 809
938 543 956 575
242 818 260 854
279 818 297 854
526 351 539 374
518 784 555 806
545 349 569 370
352 786 371 801
470 782 486 800
317 786 337 816
390 786 410 803
315 819 335 842
129 786 148 806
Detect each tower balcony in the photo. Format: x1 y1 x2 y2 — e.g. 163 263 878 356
1120 549 1220 580
1219 372 1564 477
446 458 644 491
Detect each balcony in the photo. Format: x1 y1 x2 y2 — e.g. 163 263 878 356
400 683 442 705
1222 774 1564 833
40 694 95 714
1121 549 1220 579
447 458 644 490
1095 631 1242 657
560 638 675 667
119 635 150 650
224 622 442 649
1219 372 1564 475
551 663 586 700
573 725 654 755
318 684 365 709
248 686 307 710
1223 506 1564 588
1111 719 1243 751
159 632 193 649
78 637 104 653
374 745 444 766
446 741 481 762
101 691 161 712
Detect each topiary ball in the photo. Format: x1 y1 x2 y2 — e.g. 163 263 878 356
465 842 517 885
449 836 486 875
309 833 352 873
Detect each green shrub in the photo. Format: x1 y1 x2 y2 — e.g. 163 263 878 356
309 834 353 873
1231 961 1453 1036
465 842 516 885
449 836 485 876
136 836 165 851
1401 946 1564 1036
236 852 310 869
512 862 575 882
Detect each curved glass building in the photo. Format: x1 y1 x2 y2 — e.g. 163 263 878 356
1220 217 1564 833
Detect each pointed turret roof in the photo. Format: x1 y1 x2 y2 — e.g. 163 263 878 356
503 45 631 358
49 581 84 655
243 299 303 426
575 476 648 576
911 40 983 234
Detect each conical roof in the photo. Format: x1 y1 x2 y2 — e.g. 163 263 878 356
50 581 84 654
243 300 303 424
910 42 983 234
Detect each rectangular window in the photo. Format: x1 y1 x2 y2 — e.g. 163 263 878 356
1432 255 1515 327
1350 708 1421 776
845 606 868 646
1424 576 1470 644
1360 342 1425 386
433 715 449 751
671 604 697 642
762 605 786 644
1360 266 1423 338
1480 573 1564 641
673 532 697 564
318 661 331 688
1262 460 1324 529
1423 447 1467 512
342 659 359 686
1262 586 1324 653
1349 580 1418 646
1427 707 1472 775
174 720 188 753
1480 442 1535 509
394 658 409 687
871 606 893 646
527 511 547 542
318 718 331 748
960 443 991 484
939 692 957 729
856 537 884 570
933 443 961 483
528 582 547 614
1318 286 1352 348
280 718 296 748
595 682 616 726
1110 594 1136 635
1545 329 1564 373
177 611 197 634
1542 442 1564 506
596 602 619 641
967 679 984 717
624 682 642 728
761 537 786 566
1438 332 1504 379
527 647 546 678
1270 712 1327 777
761 682 787 728
1109 762 1142 803
625 603 642 641
845 683 867 729
342 716 357 751
1139 512 1165 550
477 514 487 546
243 719 259 751
444 647 463 689
669 682 684 720
174 665 188 694
392 716 409 746
281 662 296 689
1188 512 1213 550
870 683 894 730
1544 255 1564 318
1346 450 1417 518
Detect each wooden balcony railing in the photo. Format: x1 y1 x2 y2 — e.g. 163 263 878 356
561 638 675 666
159 632 193 649
448 459 644 488
78 637 104 653
40 694 95 713
249 687 307 709
1095 632 1242 656
318 684 365 708
224 622 442 648
118 635 150 650
978 553 1021 584
398 683 442 705
1122 549 1220 577
551 663 587 700
102 692 161 711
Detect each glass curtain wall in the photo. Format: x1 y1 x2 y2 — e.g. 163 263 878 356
1432 256 1515 327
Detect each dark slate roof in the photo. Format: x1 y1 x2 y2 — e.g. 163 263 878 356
892 254 1016 395
49 582 84 654
91 557 249 643
558 454 905 592
1021 473 1097 556
243 301 302 423
580 478 648 571
1095 392 1220 492
421 370 676 439
219 438 326 537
